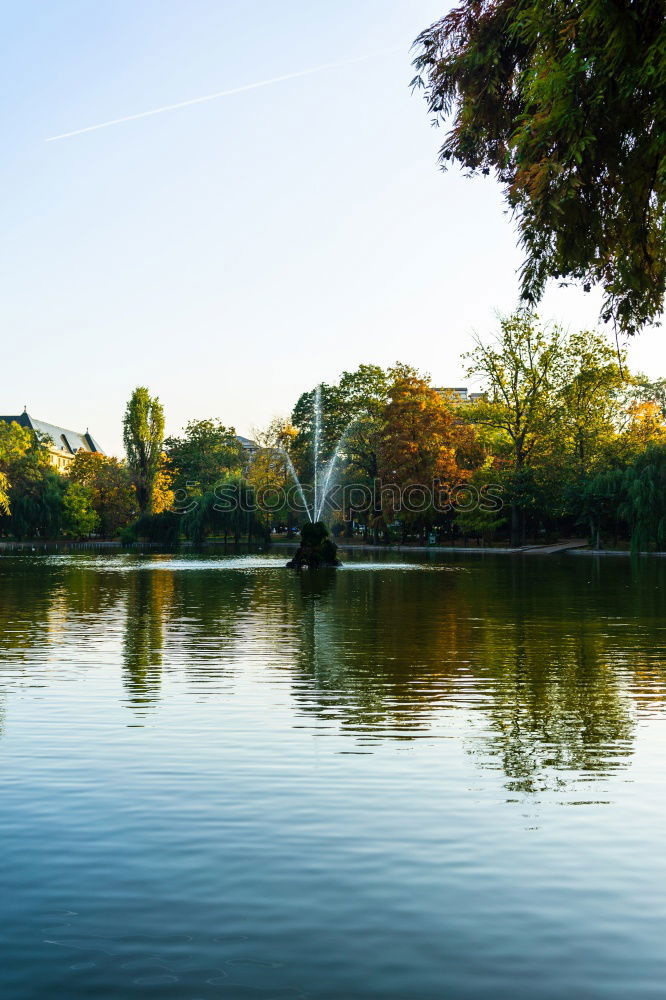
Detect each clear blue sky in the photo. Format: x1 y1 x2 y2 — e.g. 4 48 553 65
2 0 664 455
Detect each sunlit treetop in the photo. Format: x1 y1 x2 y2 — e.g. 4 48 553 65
412 0 666 334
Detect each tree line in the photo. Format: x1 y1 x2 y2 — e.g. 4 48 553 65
1 312 665 550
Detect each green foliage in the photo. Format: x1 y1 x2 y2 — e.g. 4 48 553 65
621 445 666 552
463 313 637 542
413 1 666 333
0 420 39 517
4 457 66 539
164 418 244 495
123 387 165 514
290 363 423 534
181 479 267 545
121 511 181 546
0 422 66 537
567 467 627 547
464 312 566 469
291 363 418 482
0 471 9 516
454 505 506 542
62 483 98 539
69 452 136 537
554 330 627 471
0 421 34 467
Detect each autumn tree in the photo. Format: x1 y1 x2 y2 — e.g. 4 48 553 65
290 365 407 477
290 363 420 530
69 452 136 537
412 1 666 334
378 375 470 540
123 387 165 514
247 418 299 531
631 376 666 420
614 401 666 464
0 473 9 516
151 455 176 515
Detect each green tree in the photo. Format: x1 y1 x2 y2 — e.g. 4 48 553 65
181 478 266 545
290 363 420 531
454 505 506 546
247 418 299 533
621 444 666 552
412 1 666 334
0 420 34 467
69 451 137 537
164 419 244 495
4 455 65 539
464 313 566 543
570 467 627 550
554 331 627 472
123 387 165 514
0 424 64 538
290 365 406 477
0 421 35 515
62 482 98 539
464 313 564 465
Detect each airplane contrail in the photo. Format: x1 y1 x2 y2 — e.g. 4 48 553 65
45 49 400 142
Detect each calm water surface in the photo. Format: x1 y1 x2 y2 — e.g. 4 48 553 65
1 550 665 999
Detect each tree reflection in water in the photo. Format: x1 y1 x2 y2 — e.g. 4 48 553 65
0 553 665 792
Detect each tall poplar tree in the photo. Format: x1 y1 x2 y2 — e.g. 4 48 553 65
123 387 165 514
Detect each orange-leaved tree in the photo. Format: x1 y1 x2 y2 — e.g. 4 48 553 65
378 375 474 540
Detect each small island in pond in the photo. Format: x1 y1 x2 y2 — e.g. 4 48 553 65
286 521 341 569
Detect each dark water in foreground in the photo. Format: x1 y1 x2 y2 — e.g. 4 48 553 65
1 551 665 999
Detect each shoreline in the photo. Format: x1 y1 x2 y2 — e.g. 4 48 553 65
0 538 661 557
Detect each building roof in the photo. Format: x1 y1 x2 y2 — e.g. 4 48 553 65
0 412 104 455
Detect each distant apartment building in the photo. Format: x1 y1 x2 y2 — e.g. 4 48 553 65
0 411 104 471
236 434 258 456
435 387 486 403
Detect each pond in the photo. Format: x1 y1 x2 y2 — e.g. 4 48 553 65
1 551 665 999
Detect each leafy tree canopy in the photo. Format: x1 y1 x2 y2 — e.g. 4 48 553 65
464 312 567 469
164 418 244 494
412 0 666 334
62 482 98 539
291 363 421 484
69 451 136 538
378 374 474 530
123 387 165 514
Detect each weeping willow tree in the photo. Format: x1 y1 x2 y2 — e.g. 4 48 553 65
621 445 666 553
571 467 627 550
181 479 267 545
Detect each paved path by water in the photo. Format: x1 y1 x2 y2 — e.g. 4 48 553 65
519 539 590 555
